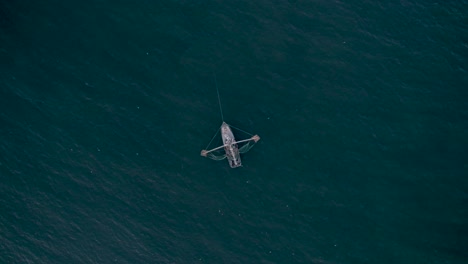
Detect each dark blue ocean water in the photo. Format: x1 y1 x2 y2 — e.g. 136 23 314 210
1 1 467 263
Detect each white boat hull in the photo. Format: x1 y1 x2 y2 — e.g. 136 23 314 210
221 122 242 168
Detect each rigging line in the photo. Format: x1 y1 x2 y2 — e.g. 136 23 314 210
213 72 224 122
229 124 254 136
205 127 220 150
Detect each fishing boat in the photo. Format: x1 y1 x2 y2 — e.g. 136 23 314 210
201 122 260 168
200 76 260 168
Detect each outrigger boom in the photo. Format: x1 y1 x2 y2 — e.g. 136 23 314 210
201 134 260 156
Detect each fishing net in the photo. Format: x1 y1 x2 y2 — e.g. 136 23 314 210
239 140 257 154
206 152 227 160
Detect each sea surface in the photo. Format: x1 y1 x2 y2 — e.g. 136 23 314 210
1 1 467 263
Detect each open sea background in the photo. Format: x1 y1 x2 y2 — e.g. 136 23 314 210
1 0 467 263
